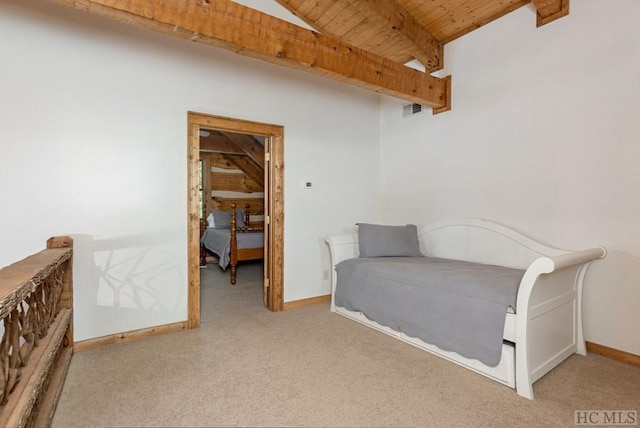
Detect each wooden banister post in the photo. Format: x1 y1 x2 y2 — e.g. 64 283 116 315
47 236 74 349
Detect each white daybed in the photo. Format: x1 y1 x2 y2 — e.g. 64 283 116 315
325 219 606 399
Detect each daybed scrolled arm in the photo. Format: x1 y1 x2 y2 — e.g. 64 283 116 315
532 247 607 273
515 245 606 400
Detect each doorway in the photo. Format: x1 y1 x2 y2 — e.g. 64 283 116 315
187 112 284 329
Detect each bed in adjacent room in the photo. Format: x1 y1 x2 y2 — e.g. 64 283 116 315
200 204 264 284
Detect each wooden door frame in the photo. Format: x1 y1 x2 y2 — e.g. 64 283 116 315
187 112 284 328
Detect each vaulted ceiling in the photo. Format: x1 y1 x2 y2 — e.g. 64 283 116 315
50 0 569 113
275 0 567 71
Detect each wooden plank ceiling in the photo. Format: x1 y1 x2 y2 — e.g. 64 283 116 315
50 0 569 113
200 130 265 187
276 0 568 71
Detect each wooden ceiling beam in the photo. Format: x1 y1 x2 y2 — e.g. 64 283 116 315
221 132 265 169
50 0 450 110
200 132 244 153
275 0 442 71
350 0 444 72
531 0 569 27
222 154 265 188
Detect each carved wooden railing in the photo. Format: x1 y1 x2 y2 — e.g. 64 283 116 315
0 236 74 428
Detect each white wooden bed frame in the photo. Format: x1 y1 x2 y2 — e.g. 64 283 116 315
325 219 606 399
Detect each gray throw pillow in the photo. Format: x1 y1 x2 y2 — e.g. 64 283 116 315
212 209 245 229
358 223 422 257
235 209 246 228
212 210 231 229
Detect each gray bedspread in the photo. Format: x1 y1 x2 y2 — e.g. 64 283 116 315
201 228 264 270
335 256 525 367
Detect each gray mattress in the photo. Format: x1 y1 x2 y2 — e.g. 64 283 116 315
201 228 264 270
334 256 525 367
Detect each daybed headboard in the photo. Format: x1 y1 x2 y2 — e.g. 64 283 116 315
419 219 567 269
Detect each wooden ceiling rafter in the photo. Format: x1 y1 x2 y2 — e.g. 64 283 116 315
48 0 572 114
275 0 443 71
221 132 265 169
50 0 451 111
221 154 265 188
199 132 245 153
348 0 443 72
200 130 264 186
531 0 569 27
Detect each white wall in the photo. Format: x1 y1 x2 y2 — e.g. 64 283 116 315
0 0 379 340
379 2 640 355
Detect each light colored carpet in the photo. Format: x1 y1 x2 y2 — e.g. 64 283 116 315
53 261 640 427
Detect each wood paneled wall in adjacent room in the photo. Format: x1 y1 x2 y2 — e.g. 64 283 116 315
201 152 264 225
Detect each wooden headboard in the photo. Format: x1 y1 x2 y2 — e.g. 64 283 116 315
211 197 264 216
